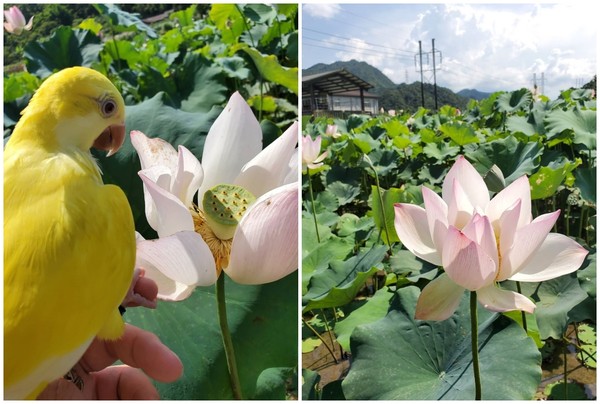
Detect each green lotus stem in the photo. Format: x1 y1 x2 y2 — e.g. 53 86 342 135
515 282 528 333
470 291 482 400
363 155 393 255
579 205 587 243
563 344 568 399
216 273 243 399
236 4 256 47
302 317 338 364
572 324 585 364
306 167 321 243
108 25 122 72
551 196 558 233
563 333 595 364
565 203 571 237
320 309 339 362
235 4 262 122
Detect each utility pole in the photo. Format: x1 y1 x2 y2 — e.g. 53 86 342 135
541 72 545 95
415 39 442 109
432 38 438 110
418 40 424 108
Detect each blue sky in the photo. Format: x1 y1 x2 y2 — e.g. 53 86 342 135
302 3 597 99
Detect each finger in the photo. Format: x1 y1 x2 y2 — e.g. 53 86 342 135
93 365 160 400
82 324 183 383
37 378 85 400
37 364 95 400
122 268 158 308
130 272 159 306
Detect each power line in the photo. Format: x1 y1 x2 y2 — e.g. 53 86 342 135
303 27 415 55
303 36 414 60
338 7 389 26
447 59 517 86
303 42 414 64
314 12 375 32
336 5 411 35
311 5 386 32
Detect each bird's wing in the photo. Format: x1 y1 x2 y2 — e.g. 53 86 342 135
4 149 135 397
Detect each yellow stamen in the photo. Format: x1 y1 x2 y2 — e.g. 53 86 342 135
191 206 232 275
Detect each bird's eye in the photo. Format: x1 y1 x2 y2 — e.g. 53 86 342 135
101 99 117 117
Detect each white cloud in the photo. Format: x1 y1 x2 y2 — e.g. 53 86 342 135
329 37 386 67
303 4 341 20
400 4 596 97
382 68 398 82
303 4 596 98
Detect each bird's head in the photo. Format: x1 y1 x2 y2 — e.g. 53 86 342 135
26 66 126 156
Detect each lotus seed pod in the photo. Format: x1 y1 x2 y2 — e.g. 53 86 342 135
202 184 256 240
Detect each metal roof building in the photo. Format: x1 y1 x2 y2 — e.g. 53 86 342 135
302 69 378 115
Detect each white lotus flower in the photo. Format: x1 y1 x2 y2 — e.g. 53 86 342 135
302 134 328 171
394 156 588 320
4 6 33 35
325 124 341 139
132 92 299 300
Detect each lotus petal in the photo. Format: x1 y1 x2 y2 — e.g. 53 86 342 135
486 176 531 229
235 121 298 198
198 92 262 197
131 130 178 178
422 186 449 254
442 155 489 212
226 183 298 284
139 173 194 237
415 273 465 320
509 233 589 282
394 203 441 265
501 210 560 280
136 231 217 300
172 145 204 208
442 226 496 291
477 284 536 313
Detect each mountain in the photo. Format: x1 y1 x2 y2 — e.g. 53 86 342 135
457 88 493 101
380 82 469 112
304 60 473 111
303 59 396 92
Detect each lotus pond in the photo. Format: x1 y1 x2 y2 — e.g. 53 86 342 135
301 88 596 400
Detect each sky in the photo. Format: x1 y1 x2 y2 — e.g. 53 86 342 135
302 3 597 99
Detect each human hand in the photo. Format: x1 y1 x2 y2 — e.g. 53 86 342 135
38 324 183 399
38 270 181 399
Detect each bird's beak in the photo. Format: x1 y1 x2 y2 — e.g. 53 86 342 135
93 123 126 157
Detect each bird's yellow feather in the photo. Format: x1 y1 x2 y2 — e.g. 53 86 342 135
4 67 135 399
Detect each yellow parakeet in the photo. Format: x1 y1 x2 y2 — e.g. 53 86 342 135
4 67 136 399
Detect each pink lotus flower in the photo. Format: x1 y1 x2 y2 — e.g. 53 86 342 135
325 124 341 139
302 134 328 170
394 156 588 320
132 92 298 300
4 6 33 35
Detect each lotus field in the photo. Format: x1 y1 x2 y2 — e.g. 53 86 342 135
301 88 596 400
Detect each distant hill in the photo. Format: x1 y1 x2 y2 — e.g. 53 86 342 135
380 82 469 112
303 59 396 92
457 88 493 101
304 60 474 112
